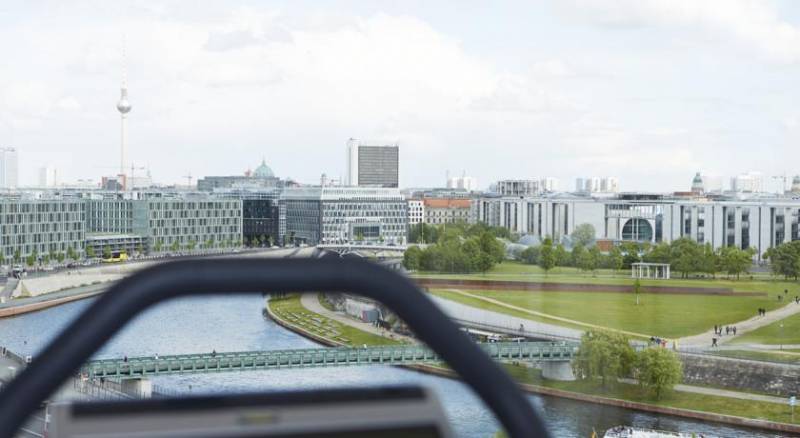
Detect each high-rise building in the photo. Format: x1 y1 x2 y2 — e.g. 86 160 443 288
447 175 478 191
0 147 19 189
38 166 58 187
575 176 619 193
116 43 132 189
346 138 399 188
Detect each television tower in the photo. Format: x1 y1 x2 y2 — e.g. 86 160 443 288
116 38 132 188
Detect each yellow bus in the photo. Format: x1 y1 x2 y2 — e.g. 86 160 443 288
102 251 129 263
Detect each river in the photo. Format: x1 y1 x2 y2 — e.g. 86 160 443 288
0 295 784 437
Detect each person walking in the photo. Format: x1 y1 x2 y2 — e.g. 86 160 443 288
733 326 737 335
714 324 718 335
712 337 718 347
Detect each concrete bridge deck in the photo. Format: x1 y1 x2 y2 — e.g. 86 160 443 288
80 341 578 379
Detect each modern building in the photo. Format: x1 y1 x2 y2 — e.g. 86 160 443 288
423 198 471 224
474 191 800 260
0 197 86 260
85 192 242 252
731 172 764 193
0 147 19 189
447 175 478 192
407 199 424 225
282 186 407 245
496 179 558 197
85 233 149 257
38 166 58 188
346 138 399 188
576 176 619 193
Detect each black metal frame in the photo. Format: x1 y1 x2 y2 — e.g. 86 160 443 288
0 258 550 438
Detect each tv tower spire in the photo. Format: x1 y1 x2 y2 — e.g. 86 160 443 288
116 36 132 189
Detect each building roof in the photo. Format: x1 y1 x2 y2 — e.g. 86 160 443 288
253 159 275 178
423 198 471 208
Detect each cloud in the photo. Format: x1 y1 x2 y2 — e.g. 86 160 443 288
559 0 800 63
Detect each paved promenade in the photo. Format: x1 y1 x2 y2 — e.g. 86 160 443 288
679 300 800 348
299 294 416 343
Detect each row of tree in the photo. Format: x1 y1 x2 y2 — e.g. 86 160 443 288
573 330 683 399
407 222 513 245
403 229 506 273
765 241 800 280
518 238 621 274
0 246 82 267
639 238 755 279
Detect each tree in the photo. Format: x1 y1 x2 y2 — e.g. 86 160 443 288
67 246 77 261
170 240 180 252
42 253 50 265
0 253 4 265
153 241 163 253
571 244 586 269
478 232 505 264
554 243 570 267
86 246 96 259
573 330 636 388
26 254 36 267
619 242 641 269
102 246 112 259
607 246 624 273
670 238 702 278
765 241 800 280
633 278 641 306
403 246 423 270
571 223 596 248
538 238 556 274
56 252 65 264
636 347 683 400
719 246 755 280
699 243 719 278
187 240 197 251
519 246 539 265
13 249 21 264
136 243 145 256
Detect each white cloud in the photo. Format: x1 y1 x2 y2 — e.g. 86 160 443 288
560 0 800 63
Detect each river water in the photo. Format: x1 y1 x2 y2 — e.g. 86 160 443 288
0 295 785 437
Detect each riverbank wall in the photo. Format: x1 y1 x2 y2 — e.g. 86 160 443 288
264 296 800 436
680 352 800 397
0 284 107 318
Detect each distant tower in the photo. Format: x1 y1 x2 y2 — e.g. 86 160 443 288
791 175 800 194
116 39 132 188
691 172 704 194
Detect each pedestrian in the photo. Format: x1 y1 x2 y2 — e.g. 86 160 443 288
154 353 159 360
712 337 718 347
212 349 216 357
714 324 718 334
786 289 789 295
123 355 128 363
733 326 737 335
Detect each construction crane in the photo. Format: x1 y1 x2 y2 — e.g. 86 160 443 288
94 164 147 190
183 173 194 189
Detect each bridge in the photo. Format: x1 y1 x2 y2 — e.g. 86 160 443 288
80 341 578 380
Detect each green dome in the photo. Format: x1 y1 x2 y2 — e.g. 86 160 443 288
253 158 274 178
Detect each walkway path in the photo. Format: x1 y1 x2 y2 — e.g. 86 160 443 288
299 294 416 343
679 300 800 348
617 378 787 404
429 294 583 341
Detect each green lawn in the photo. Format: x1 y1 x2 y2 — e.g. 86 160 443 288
430 288 783 339
268 295 402 346
415 261 797 295
708 349 800 364
731 311 800 345
503 364 800 426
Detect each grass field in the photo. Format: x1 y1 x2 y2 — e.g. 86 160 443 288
503 365 800 426
430 288 784 339
415 261 797 295
730 311 800 345
268 295 401 346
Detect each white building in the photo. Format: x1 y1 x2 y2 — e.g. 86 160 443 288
496 178 559 197
407 199 425 225
38 166 58 188
576 176 619 193
474 192 800 260
732 172 763 193
0 147 19 189
447 175 478 191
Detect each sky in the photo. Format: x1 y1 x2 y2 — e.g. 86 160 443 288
2 0 800 192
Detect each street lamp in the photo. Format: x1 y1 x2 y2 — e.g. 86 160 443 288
781 323 784 350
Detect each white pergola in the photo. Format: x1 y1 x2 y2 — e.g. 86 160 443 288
631 262 671 280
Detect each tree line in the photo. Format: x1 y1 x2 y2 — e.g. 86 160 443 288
573 330 682 400
403 223 507 273
765 241 800 280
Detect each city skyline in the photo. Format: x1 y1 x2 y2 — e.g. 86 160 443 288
2 1 800 191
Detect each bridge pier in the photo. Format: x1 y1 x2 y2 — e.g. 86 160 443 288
541 361 575 381
120 378 152 398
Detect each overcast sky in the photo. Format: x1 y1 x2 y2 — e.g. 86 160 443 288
2 0 800 192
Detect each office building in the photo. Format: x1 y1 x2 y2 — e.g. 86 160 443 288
0 147 19 189
474 191 800 260
407 199 424 225
447 175 478 192
576 176 619 193
0 197 86 260
346 138 399 188
496 179 558 197
282 186 407 245
38 166 58 188
732 172 764 193
423 198 471 224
